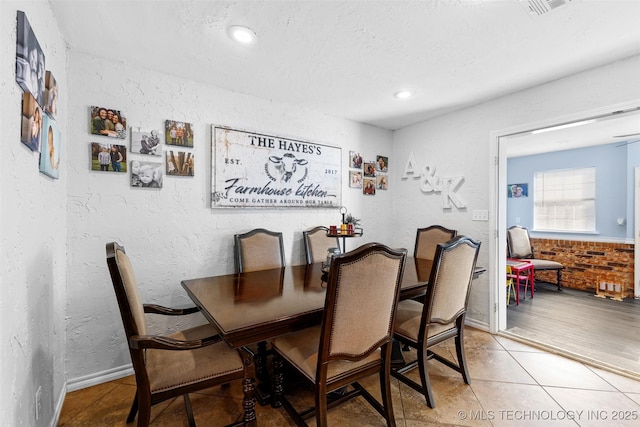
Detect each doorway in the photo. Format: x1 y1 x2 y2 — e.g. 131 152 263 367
489 101 640 351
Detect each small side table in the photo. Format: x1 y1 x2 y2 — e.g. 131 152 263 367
507 259 534 304
326 227 363 253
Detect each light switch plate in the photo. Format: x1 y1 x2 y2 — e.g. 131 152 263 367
472 210 489 221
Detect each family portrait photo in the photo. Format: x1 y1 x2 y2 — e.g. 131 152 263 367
363 178 376 195
39 115 61 179
90 106 127 139
376 155 389 172
15 11 45 108
166 151 194 177
165 120 193 147
349 151 363 169
44 71 58 118
349 170 363 188
91 142 127 173
131 160 163 188
131 129 161 156
508 183 528 198
364 161 376 177
21 92 42 152
376 174 388 190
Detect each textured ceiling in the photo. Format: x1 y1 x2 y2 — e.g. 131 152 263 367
49 0 640 131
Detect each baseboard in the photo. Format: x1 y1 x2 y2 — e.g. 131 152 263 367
465 317 489 332
66 364 134 392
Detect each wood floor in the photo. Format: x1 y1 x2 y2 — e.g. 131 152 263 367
505 281 640 378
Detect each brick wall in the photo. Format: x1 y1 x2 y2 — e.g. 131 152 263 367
531 238 635 299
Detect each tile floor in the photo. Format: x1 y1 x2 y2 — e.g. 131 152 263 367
58 328 640 426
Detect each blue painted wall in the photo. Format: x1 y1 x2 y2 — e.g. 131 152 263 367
507 142 636 240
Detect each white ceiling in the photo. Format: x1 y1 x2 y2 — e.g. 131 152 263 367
49 0 640 133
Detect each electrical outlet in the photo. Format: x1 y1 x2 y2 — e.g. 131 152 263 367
35 386 42 420
472 210 489 221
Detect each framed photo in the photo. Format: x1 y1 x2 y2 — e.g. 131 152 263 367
131 160 163 188
39 115 61 178
165 120 193 147
20 92 42 152
131 129 161 156
166 150 194 176
16 11 45 108
508 183 528 198
90 106 127 138
44 71 58 118
363 178 376 195
349 170 363 188
363 162 376 177
376 174 388 190
375 155 388 172
349 151 363 169
90 142 127 173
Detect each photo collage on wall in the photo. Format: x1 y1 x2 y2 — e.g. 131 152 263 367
88 112 196 187
348 151 389 195
15 10 62 179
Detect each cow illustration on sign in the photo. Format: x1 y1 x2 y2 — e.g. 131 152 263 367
267 153 309 183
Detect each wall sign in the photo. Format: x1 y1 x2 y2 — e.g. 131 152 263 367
211 126 342 208
402 151 467 209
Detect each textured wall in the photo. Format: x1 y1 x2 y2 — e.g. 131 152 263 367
0 1 68 426
63 51 394 384
391 54 640 326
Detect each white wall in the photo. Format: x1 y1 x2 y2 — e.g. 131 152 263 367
0 1 68 426
64 51 393 385
391 54 640 326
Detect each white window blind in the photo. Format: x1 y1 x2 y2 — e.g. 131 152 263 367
533 167 596 232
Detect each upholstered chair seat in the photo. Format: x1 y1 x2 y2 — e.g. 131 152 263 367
271 243 407 427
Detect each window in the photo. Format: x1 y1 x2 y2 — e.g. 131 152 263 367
533 167 596 232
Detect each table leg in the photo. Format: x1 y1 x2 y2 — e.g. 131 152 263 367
271 354 283 408
253 341 272 405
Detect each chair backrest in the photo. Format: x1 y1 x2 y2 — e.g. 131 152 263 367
303 226 340 264
422 236 480 331
414 225 457 260
506 225 533 259
318 243 407 366
234 228 285 272
106 242 147 338
106 242 151 391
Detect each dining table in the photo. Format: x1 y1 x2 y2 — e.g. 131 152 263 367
181 257 485 407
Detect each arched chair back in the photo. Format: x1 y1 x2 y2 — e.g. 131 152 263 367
303 226 340 264
393 235 480 408
271 243 407 426
234 228 285 272
414 225 457 260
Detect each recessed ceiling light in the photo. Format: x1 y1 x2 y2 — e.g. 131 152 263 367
227 25 257 45
394 90 413 99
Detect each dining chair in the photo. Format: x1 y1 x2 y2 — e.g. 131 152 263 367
392 235 481 408
303 226 340 264
234 228 286 272
106 242 256 427
271 243 407 427
414 225 457 260
507 225 564 290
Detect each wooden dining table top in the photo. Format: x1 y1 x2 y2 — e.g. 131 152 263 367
181 257 484 348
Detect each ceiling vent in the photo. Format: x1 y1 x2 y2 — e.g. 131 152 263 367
519 0 573 17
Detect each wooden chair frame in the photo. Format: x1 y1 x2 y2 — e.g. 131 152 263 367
272 243 407 427
392 236 481 408
414 225 457 260
234 228 285 273
106 242 256 427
